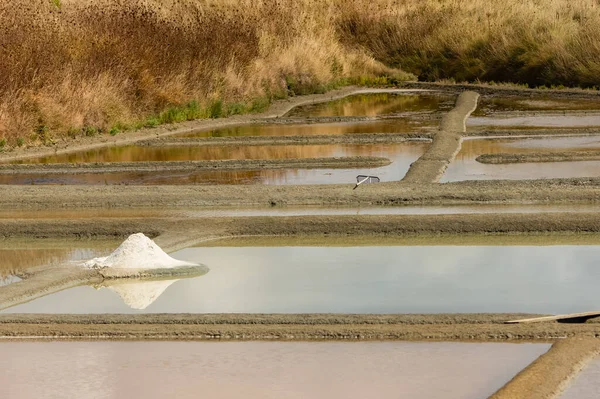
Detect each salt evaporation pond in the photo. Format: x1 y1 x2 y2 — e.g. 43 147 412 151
0 341 549 399
561 356 600 399
3 142 427 185
6 245 600 314
285 92 455 117
443 136 600 181
180 119 436 138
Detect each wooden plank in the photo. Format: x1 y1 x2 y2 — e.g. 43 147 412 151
505 311 600 324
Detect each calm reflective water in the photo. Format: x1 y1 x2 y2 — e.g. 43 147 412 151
3 142 427 185
443 136 600 181
561 356 600 399
0 341 548 399
475 97 600 116
286 92 455 117
468 115 600 128
0 243 114 278
6 245 600 314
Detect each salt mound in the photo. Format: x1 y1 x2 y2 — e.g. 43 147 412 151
83 233 195 270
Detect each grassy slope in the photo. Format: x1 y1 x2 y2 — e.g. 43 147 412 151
1 0 599 148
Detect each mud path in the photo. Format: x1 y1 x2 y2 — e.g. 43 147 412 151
1 313 600 341
477 151 600 164
137 133 433 147
402 91 480 183
0 157 390 174
4 213 600 241
2 178 600 209
491 338 600 399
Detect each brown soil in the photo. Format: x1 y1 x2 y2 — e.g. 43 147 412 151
0 157 390 174
0 313 599 341
477 151 600 164
137 133 433 147
491 338 600 399
2 178 600 209
402 91 479 184
4 213 600 241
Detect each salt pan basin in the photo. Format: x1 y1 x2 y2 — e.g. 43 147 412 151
0 341 549 399
5 245 600 314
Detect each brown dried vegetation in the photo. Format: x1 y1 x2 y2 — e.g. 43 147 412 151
0 0 401 145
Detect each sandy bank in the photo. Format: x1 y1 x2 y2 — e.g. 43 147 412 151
0 157 390 174
402 91 479 184
0 313 599 342
137 133 433 147
2 178 600 209
3 213 600 241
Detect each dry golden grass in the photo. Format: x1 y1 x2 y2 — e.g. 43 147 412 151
339 0 600 88
2 0 599 146
0 0 401 146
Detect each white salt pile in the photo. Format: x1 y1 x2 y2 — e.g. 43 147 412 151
83 233 195 270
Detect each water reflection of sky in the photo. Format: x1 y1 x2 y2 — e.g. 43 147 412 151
443 136 600 182
0 341 548 399
5 245 600 314
1 142 428 185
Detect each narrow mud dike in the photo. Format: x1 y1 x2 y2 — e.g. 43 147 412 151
0 313 599 341
477 151 600 164
4 213 600 241
0 157 391 174
402 91 480 184
137 133 433 147
491 338 600 399
465 128 600 138
4 177 600 208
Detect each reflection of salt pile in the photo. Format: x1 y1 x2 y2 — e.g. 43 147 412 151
107 280 178 310
83 233 195 270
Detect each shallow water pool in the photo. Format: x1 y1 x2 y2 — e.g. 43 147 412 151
443 136 600 181
6 245 600 314
0 341 549 399
3 142 427 185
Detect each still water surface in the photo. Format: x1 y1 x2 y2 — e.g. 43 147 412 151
443 136 600 181
0 341 549 399
285 92 454 117
180 119 436 138
561 356 600 399
5 142 426 185
6 245 600 314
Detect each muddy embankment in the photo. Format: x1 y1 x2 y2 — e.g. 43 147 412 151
0 157 390 175
4 213 600 241
401 91 479 184
1 313 600 341
491 338 600 399
137 133 433 147
3 178 600 209
477 151 600 164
